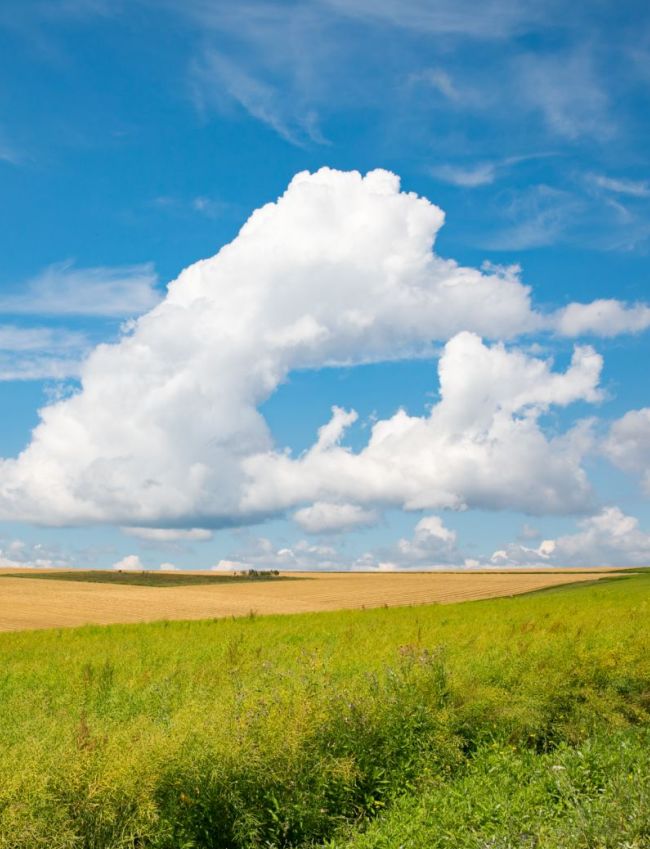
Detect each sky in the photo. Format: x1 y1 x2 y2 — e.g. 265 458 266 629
1 0 650 572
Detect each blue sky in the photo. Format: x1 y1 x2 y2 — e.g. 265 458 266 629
1 0 649 571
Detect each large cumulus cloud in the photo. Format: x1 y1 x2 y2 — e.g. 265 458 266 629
0 167 635 529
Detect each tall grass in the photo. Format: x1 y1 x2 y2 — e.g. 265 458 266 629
0 573 648 848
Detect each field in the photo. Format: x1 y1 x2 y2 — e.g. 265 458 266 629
0 571 648 848
0 568 624 632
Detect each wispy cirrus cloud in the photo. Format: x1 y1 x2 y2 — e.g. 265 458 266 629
429 153 557 188
0 0 115 28
0 260 160 318
587 173 650 198
192 50 327 147
429 161 498 187
0 324 88 381
407 68 463 102
320 0 556 39
0 325 85 352
514 49 611 141
481 184 584 249
0 131 21 165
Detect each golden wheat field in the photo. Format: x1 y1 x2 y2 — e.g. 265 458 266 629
0 568 625 632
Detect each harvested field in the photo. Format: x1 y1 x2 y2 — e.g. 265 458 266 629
0 568 625 632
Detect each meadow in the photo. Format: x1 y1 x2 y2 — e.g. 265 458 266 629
0 572 648 848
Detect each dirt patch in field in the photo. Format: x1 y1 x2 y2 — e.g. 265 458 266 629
0 569 626 632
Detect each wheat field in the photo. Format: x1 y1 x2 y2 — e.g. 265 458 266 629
0 568 623 632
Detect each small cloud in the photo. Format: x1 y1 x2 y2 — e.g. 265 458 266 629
159 561 177 571
191 196 226 217
151 195 230 219
212 559 245 571
112 554 144 571
554 299 650 337
0 136 21 166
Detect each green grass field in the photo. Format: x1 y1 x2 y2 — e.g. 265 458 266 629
0 573 648 848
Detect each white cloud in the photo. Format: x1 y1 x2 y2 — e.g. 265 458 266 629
244 332 602 518
112 554 145 571
212 559 246 571
492 507 650 568
602 408 650 495
554 300 650 337
122 527 213 542
0 261 160 318
159 561 177 570
293 502 379 533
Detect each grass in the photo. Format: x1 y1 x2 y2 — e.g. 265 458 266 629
6 569 289 587
327 729 650 848
0 572 648 848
